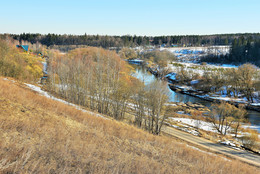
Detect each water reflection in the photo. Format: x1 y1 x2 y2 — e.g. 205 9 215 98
130 64 260 132
131 65 211 105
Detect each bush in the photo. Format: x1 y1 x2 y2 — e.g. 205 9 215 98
0 39 42 81
241 130 259 150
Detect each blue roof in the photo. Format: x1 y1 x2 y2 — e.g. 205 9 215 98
16 45 29 51
21 45 29 51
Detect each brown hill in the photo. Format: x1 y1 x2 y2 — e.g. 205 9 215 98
0 77 259 173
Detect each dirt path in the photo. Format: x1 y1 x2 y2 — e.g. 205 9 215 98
162 126 260 167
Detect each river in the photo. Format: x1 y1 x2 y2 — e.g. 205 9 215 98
130 64 260 132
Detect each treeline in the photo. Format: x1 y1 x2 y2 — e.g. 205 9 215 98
0 38 43 81
175 64 260 102
3 33 260 50
47 47 170 134
153 33 260 46
201 37 260 66
9 33 150 48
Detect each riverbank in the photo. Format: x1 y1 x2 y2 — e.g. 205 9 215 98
168 83 260 112
1 77 260 172
142 61 260 112
162 102 260 154
128 60 260 133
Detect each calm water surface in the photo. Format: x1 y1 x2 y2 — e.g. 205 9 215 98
130 64 260 132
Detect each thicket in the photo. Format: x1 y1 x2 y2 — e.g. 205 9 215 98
118 47 138 60
47 47 130 119
200 64 259 102
131 80 170 134
0 38 43 81
142 50 176 66
47 47 170 134
209 102 247 136
141 50 176 77
175 64 260 103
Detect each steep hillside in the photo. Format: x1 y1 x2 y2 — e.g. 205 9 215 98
0 77 259 173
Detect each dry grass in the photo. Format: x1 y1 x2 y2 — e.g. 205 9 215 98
0 77 259 174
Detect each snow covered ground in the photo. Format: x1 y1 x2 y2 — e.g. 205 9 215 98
161 46 230 62
25 83 108 120
168 61 238 73
251 103 260 106
42 61 47 74
169 117 219 133
168 116 260 139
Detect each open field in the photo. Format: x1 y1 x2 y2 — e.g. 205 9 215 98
159 46 230 62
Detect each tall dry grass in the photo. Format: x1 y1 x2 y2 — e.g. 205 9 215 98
0 77 259 173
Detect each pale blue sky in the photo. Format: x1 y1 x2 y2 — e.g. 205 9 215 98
0 0 259 36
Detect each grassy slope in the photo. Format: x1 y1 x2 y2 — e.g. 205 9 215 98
0 77 259 174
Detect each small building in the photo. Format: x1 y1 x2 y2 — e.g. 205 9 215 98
16 45 29 52
161 44 166 48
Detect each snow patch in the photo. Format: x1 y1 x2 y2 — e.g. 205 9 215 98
165 103 177 107
190 80 199 85
170 117 218 133
219 141 241 150
25 83 108 120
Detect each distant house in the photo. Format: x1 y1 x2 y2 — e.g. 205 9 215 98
16 45 29 52
161 44 166 48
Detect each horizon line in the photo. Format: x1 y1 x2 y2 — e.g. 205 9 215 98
1 32 260 37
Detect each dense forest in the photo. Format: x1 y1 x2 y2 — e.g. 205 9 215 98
201 36 260 66
2 33 260 49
